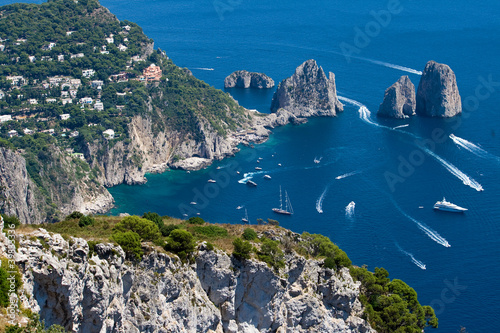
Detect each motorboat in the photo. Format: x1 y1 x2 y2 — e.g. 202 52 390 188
433 197 467 213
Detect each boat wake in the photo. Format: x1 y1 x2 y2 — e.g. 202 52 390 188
450 134 499 161
359 57 422 75
238 171 264 184
345 201 355 218
192 67 214 71
335 170 361 180
393 124 409 129
339 96 483 192
316 186 329 213
394 203 450 247
313 156 323 164
419 145 484 192
396 243 426 270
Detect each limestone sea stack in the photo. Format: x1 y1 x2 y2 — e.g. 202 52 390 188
224 70 274 89
270 59 343 116
416 60 462 117
377 76 416 118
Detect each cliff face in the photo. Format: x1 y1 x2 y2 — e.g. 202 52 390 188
2 227 374 333
270 59 343 116
0 147 113 224
378 76 416 118
416 60 462 117
224 71 275 89
0 148 44 224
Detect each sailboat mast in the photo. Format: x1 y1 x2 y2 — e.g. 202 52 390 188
279 186 283 210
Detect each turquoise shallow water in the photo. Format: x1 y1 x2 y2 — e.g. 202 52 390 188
3 0 500 331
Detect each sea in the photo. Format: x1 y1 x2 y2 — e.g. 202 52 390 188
4 0 500 331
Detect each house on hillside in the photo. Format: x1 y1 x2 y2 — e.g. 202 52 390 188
60 114 71 120
8 130 18 138
143 64 162 82
82 69 95 78
103 129 115 139
0 115 12 123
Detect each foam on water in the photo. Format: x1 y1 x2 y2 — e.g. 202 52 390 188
450 134 500 161
396 243 427 270
192 67 214 71
335 170 361 180
393 124 409 129
316 186 329 213
345 201 355 218
237 171 264 184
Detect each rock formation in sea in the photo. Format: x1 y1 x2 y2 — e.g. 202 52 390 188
416 60 462 117
270 59 343 116
224 70 275 89
0 225 375 333
377 76 416 118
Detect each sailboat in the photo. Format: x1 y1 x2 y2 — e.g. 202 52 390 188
241 208 249 223
272 186 294 215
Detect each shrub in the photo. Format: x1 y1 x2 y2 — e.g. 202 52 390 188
113 216 161 242
257 238 285 270
142 212 164 229
78 215 95 228
161 224 180 237
165 229 195 257
0 258 22 308
242 228 257 241
1 214 20 229
192 225 228 238
112 231 142 260
232 238 252 260
267 218 279 226
187 216 205 225
66 211 84 220
300 232 351 269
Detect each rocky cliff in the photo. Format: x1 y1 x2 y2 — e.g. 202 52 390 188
270 60 343 116
1 225 375 333
0 147 113 224
377 76 416 118
416 60 462 117
224 71 275 89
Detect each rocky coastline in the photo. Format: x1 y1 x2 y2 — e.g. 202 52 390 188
224 70 275 89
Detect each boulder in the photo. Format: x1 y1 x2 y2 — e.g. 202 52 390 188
416 60 462 117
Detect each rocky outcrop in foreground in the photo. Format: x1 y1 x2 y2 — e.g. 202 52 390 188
224 70 275 89
416 60 462 117
270 59 343 116
377 76 416 118
1 226 374 333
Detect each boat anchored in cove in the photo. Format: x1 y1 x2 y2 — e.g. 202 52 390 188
433 197 468 213
272 186 293 215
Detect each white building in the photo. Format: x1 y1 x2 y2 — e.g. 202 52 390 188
79 97 93 104
62 98 73 105
103 129 115 139
118 44 128 52
29 99 38 105
46 98 57 103
28 56 36 62
0 115 12 123
57 54 64 62
23 128 34 135
60 114 71 120
93 101 104 111
82 69 95 78
8 130 18 138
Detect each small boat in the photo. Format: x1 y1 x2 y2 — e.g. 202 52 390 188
216 166 221 170
246 180 257 187
208 179 216 183
255 167 262 170
236 171 240 174
241 209 249 223
278 163 282 167
236 206 243 210
257 160 260 163
190 202 197 205
272 186 293 215
419 206 424 209
263 175 271 179
183 214 188 217
258 157 263 160
313 156 322 164
433 197 467 213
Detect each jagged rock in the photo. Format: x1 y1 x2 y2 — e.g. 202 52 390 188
416 60 462 117
377 76 416 118
270 59 343 116
224 70 275 89
0 225 375 333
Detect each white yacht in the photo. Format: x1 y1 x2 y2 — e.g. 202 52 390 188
433 198 467 213
208 179 216 183
263 175 271 179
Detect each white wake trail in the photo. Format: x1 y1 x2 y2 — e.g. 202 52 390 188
420 145 484 192
335 170 361 180
393 124 409 129
393 203 450 247
360 57 423 75
450 134 499 161
238 171 264 184
396 243 426 270
345 201 355 218
316 186 329 213
192 67 214 71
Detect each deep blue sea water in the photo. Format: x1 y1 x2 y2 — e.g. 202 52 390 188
3 0 500 331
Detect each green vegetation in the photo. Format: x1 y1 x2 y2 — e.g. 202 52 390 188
350 266 438 332
5 313 66 333
257 238 285 270
0 258 22 307
113 216 161 242
164 229 195 261
242 228 257 241
78 215 95 228
111 231 142 260
187 216 205 225
191 225 228 239
232 237 252 260
299 232 351 269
